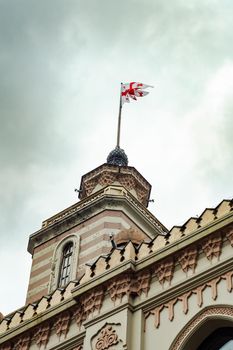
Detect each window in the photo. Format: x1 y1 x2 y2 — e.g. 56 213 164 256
49 234 80 293
58 242 74 287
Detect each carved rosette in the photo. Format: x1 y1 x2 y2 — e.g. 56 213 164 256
95 326 118 350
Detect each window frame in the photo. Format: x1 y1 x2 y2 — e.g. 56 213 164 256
49 234 80 293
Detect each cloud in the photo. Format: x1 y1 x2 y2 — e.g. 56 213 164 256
0 0 232 314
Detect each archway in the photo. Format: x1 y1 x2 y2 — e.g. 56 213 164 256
170 306 233 350
198 327 233 349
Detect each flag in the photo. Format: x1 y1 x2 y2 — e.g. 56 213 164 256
121 82 153 104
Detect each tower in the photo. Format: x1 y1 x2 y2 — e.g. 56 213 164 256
26 147 167 304
0 147 232 350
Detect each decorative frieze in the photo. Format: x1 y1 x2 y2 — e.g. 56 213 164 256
154 258 174 287
33 323 50 348
226 229 233 246
145 270 233 329
81 288 104 319
201 232 222 261
108 270 151 303
177 247 198 274
54 311 71 338
13 335 30 350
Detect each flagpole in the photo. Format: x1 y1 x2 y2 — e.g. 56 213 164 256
116 83 123 147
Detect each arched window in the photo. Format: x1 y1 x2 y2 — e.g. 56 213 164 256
58 242 74 287
198 328 233 350
49 235 80 293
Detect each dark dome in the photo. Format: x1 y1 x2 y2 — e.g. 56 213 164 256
107 146 128 166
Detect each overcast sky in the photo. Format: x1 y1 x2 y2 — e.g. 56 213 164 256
0 0 232 315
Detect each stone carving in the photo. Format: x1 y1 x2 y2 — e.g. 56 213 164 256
178 291 192 314
222 271 233 292
226 228 233 246
0 344 11 350
165 299 178 321
95 326 118 350
34 323 50 348
171 306 233 350
193 285 206 307
81 288 104 318
13 335 30 350
73 304 84 329
206 277 221 300
108 275 131 302
145 270 233 330
145 305 164 329
132 270 151 297
154 258 174 286
178 247 198 274
54 311 71 338
108 271 151 302
201 232 222 261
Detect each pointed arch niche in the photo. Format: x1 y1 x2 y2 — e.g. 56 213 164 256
49 234 80 293
170 305 233 350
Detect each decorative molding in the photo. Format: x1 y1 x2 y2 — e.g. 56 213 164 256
13 335 30 350
81 288 104 319
178 291 192 314
1 220 233 350
0 343 11 350
49 234 80 294
226 229 233 246
154 258 174 287
178 246 198 274
95 326 119 350
72 346 83 350
145 270 233 329
201 232 222 261
171 306 233 350
108 270 151 303
222 271 233 292
108 275 131 302
54 311 71 338
33 323 50 348
73 304 84 329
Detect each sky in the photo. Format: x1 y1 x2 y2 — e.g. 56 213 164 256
0 0 232 315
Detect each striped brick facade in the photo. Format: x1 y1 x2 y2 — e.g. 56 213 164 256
26 209 150 304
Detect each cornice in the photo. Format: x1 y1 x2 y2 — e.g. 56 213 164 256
28 185 167 254
140 255 233 313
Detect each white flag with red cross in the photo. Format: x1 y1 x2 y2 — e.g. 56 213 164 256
121 82 153 104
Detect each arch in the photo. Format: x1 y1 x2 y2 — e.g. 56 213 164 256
198 327 233 349
170 305 233 350
49 234 80 292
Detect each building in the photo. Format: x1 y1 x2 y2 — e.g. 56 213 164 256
0 147 232 350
